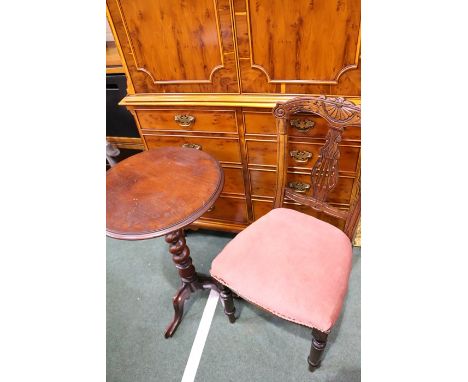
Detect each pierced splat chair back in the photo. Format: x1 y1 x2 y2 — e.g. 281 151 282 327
272 96 361 240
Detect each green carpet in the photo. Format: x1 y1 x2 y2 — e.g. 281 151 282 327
107 230 360 382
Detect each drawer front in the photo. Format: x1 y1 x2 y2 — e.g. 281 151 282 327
136 109 238 133
144 135 241 163
223 167 245 195
250 169 276 197
252 200 346 230
250 169 354 204
244 112 361 141
246 139 359 172
244 112 276 135
246 140 277 166
252 199 274 220
288 142 360 173
286 173 355 205
288 114 361 141
201 196 248 224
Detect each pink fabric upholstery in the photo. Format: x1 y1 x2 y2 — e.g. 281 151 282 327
210 208 353 332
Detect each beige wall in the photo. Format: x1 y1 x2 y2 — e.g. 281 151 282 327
106 19 114 42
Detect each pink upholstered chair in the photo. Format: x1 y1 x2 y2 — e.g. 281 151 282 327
210 96 361 371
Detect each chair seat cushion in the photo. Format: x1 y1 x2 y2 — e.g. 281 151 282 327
210 208 353 332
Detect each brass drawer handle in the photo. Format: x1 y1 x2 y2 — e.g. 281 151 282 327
288 181 311 193
290 150 313 163
290 118 315 132
175 114 195 127
182 143 202 150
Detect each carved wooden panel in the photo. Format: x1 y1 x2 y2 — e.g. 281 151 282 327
273 96 361 127
107 0 239 93
310 127 342 201
236 0 360 94
273 96 361 237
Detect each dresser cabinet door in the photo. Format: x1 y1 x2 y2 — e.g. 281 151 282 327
107 0 239 93
234 0 360 95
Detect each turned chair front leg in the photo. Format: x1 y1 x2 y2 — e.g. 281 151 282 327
308 328 329 371
219 286 236 323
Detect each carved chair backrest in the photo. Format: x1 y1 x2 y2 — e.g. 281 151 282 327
272 96 361 240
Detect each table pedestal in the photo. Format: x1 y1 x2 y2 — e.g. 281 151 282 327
164 229 219 338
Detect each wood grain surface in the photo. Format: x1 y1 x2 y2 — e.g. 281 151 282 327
106 147 224 239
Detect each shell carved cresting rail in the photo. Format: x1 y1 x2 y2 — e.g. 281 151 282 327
273 96 361 126
274 96 361 220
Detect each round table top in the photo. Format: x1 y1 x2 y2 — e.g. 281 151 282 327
106 147 224 240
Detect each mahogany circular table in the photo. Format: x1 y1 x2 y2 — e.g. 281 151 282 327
106 146 224 338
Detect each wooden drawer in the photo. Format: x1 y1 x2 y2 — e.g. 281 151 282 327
250 169 276 197
250 168 354 204
247 140 359 173
136 109 238 133
222 167 245 195
244 112 276 135
286 172 355 205
244 112 360 141
252 199 346 230
200 196 248 224
246 140 277 166
288 141 360 173
252 199 274 220
144 135 242 163
288 114 361 141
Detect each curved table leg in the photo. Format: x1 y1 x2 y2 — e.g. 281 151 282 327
164 283 192 338
164 229 221 338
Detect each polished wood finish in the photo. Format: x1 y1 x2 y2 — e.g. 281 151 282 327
143 134 241 164
164 229 219 337
121 94 360 108
107 0 360 95
250 169 354 203
244 111 278 135
106 147 225 337
287 172 355 205
237 0 360 95
106 0 239 93
107 3 362 367
219 285 236 324
202 196 248 224
246 140 277 166
106 0 361 236
244 1 360 82
273 96 361 239
218 97 360 372
218 167 245 195
250 169 277 197
136 109 238 134
288 141 360 173
106 147 224 239
106 136 144 150
244 110 361 140
308 329 329 370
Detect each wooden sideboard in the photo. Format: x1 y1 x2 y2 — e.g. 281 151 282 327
106 0 361 235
